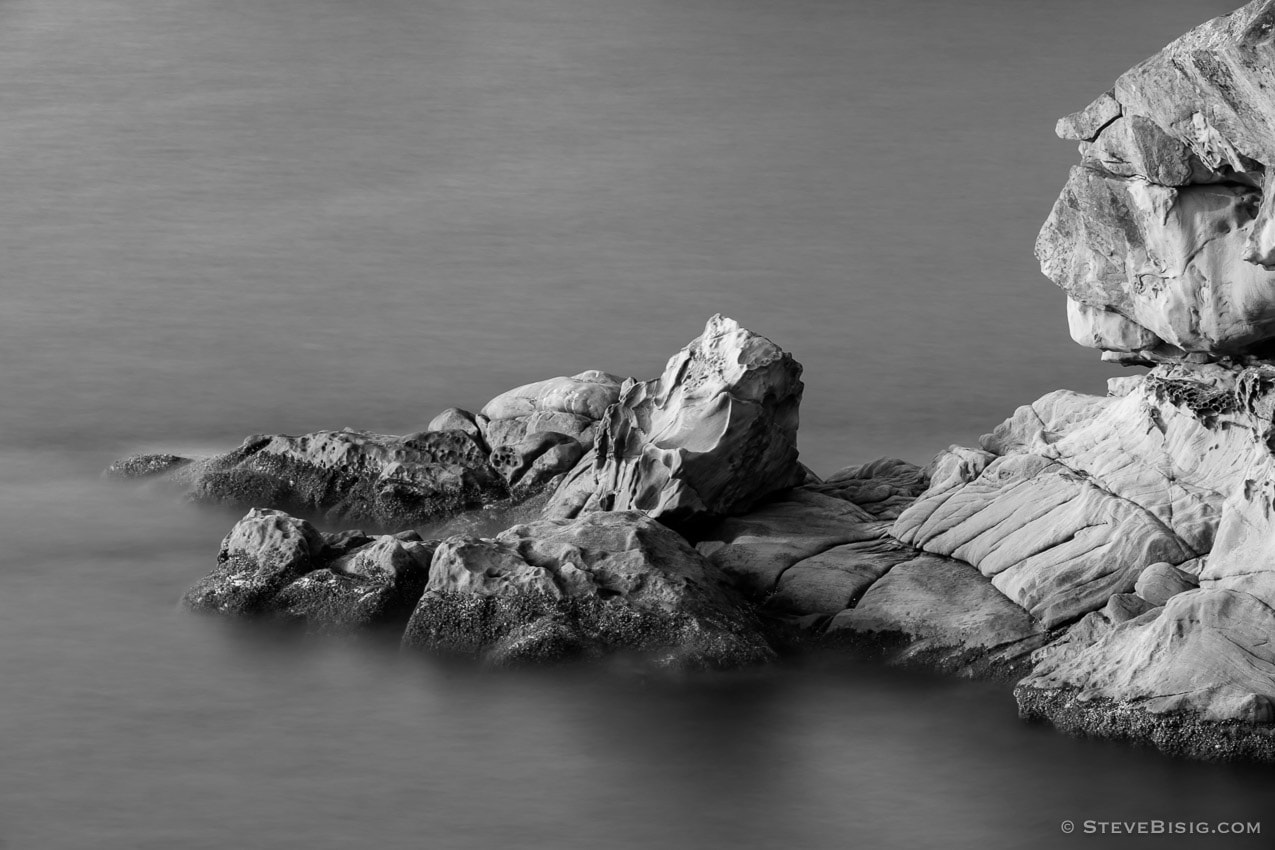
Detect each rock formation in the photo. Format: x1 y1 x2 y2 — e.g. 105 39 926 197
141 1 1275 764
1038 0 1275 361
545 314 805 524
182 508 435 631
109 384 618 529
401 511 773 669
1004 0 1275 760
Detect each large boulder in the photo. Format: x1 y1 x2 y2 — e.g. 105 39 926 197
1037 0 1275 360
544 315 804 524
401 510 773 669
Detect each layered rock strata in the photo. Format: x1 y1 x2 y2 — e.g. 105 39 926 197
1005 0 1275 760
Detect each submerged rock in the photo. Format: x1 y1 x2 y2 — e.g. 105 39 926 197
695 487 887 597
103 453 191 480
401 510 773 669
545 314 805 525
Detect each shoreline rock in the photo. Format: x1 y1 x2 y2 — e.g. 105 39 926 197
132 0 1275 764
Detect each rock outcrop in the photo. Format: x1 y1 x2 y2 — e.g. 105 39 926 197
545 314 805 524
478 370 623 452
1005 1 1275 761
182 508 435 631
145 4 1275 759
401 510 774 669
1038 0 1275 361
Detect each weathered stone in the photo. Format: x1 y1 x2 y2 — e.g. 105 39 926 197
271 536 435 633
1055 89 1121 142
1016 589 1275 760
480 417 528 453
142 428 506 530
488 431 584 493
481 370 624 422
402 511 772 669
545 315 804 524
894 363 1275 629
1134 561 1198 606
182 508 436 630
103 453 192 480
479 371 622 453
767 538 912 615
825 554 1047 675
1038 0 1275 359
427 408 485 445
182 509 327 616
696 487 885 597
804 458 928 520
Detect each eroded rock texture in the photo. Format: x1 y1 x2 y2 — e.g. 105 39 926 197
182 508 435 631
695 459 1046 675
111 381 615 529
479 370 623 452
1003 2 1275 760
1038 0 1275 360
401 510 773 669
545 314 805 524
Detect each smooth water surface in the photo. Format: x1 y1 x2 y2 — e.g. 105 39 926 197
1 0 1271 847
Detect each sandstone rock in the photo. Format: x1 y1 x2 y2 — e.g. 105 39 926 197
767 538 914 615
1134 561 1198 606
1055 89 1120 142
545 315 805 525
894 363 1275 628
695 487 885 597
804 458 928 520
427 408 485 445
182 508 328 616
1016 589 1275 761
825 554 1047 675
487 431 584 494
401 510 772 669
481 370 623 422
480 371 623 451
1038 0 1275 359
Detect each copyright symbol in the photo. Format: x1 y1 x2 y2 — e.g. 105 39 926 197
1061 820 1075 834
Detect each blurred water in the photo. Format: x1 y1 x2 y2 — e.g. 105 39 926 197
2 0 1272 846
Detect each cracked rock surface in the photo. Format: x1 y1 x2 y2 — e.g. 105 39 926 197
1037 0 1275 361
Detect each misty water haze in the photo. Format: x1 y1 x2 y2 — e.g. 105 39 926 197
1 0 1270 847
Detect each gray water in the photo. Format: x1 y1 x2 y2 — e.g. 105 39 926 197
2 0 1273 846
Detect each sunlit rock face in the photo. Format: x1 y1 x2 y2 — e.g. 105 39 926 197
1037 0 1275 360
